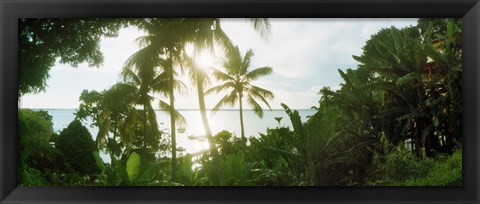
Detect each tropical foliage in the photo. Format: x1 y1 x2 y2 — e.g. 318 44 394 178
19 18 462 186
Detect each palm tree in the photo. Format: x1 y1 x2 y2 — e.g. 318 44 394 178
154 54 188 181
123 43 170 153
206 46 274 143
132 18 271 182
127 19 188 181
76 84 139 161
123 59 186 155
182 18 270 151
77 82 162 162
179 19 231 158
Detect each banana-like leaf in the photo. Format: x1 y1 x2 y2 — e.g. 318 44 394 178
112 158 128 183
92 151 105 172
180 154 194 184
395 111 428 121
396 72 418 86
126 152 141 181
374 107 408 119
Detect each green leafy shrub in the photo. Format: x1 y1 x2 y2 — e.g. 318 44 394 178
93 151 169 186
404 149 462 186
198 152 254 186
20 166 47 186
19 109 65 185
176 154 201 185
19 109 54 167
56 120 99 175
383 149 434 181
367 148 461 186
214 130 243 156
247 127 297 185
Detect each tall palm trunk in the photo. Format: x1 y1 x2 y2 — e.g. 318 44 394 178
238 93 246 148
143 103 147 149
194 48 225 184
169 73 177 182
166 54 178 182
197 77 215 151
111 117 118 162
196 72 225 185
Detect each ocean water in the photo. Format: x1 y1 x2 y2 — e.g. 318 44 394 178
42 109 316 163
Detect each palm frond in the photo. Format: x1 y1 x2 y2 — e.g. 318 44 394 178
159 100 186 125
145 102 160 134
248 18 272 40
243 66 272 81
248 85 274 110
124 45 159 72
224 46 243 74
211 91 238 113
180 50 199 83
196 68 211 88
121 67 142 85
96 110 112 149
173 79 189 95
246 94 264 118
151 71 169 94
211 68 235 81
120 109 140 149
205 82 236 95
249 85 274 99
213 19 235 53
135 35 156 49
241 49 255 73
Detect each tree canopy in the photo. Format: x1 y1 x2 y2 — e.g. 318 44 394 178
19 18 126 95
56 120 99 175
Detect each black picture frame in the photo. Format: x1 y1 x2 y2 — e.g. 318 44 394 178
1 0 479 203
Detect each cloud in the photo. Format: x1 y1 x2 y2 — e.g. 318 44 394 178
99 27 147 74
21 18 418 109
222 19 411 81
51 27 146 76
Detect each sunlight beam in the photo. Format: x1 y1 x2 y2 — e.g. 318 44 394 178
197 52 216 70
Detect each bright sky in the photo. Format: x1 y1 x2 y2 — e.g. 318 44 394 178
19 18 417 109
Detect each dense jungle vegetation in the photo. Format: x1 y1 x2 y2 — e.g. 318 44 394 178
19 18 462 186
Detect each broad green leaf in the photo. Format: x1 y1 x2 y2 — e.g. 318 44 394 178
433 117 439 127
180 155 193 184
126 152 141 181
374 107 407 119
396 72 417 86
92 151 105 172
137 162 162 181
113 159 128 183
396 111 427 121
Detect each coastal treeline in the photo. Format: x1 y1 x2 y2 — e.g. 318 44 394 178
19 18 462 186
